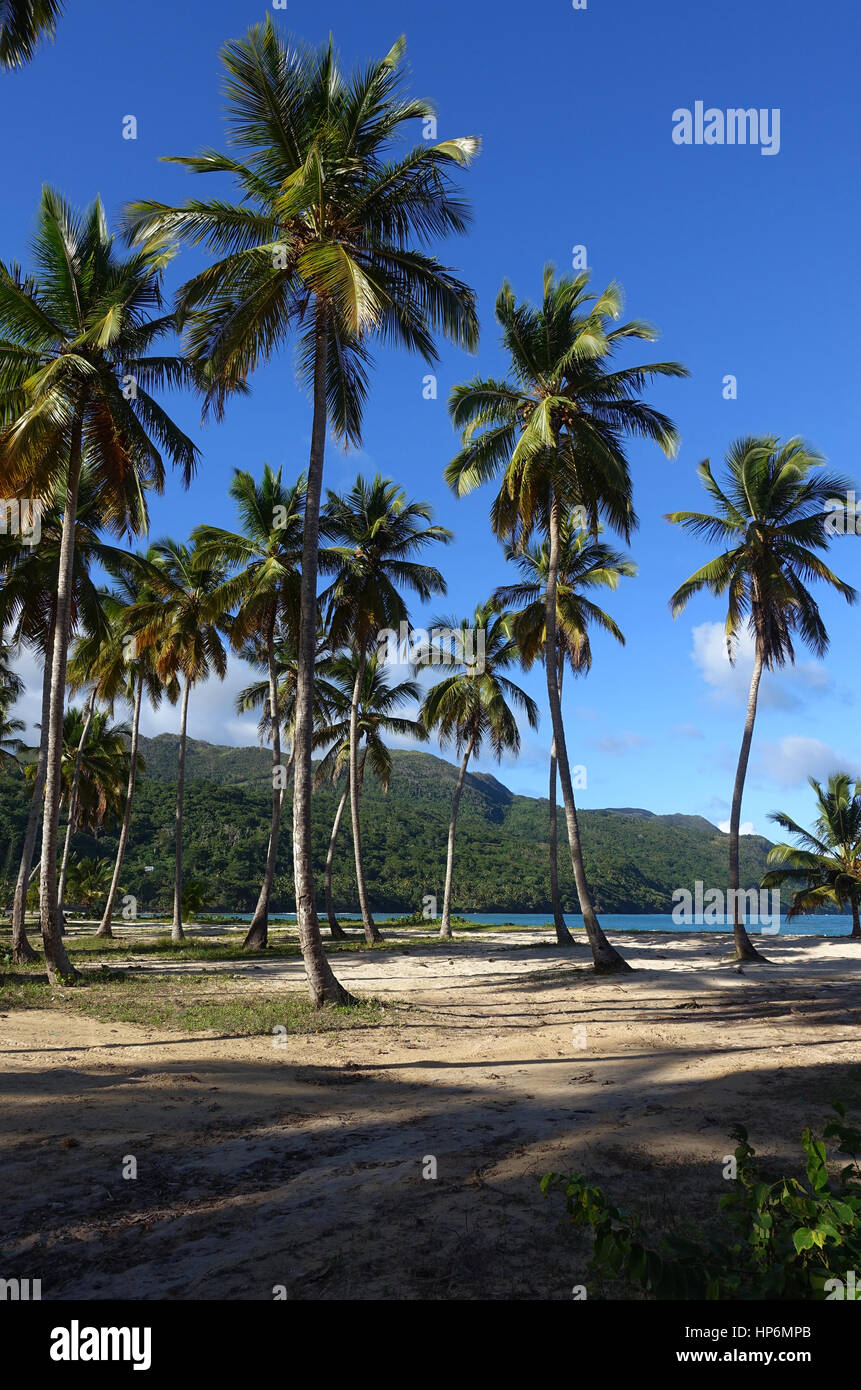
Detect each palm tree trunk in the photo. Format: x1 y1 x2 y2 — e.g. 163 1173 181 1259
729 646 768 962
244 609 284 951
11 621 54 964
545 493 630 974
440 734 476 940
349 645 382 944
851 898 861 939
98 672 144 938
39 413 84 981
549 654 574 946
171 677 190 943
325 781 350 939
58 686 97 919
291 306 355 1006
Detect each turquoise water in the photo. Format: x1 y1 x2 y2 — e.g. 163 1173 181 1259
202 911 857 938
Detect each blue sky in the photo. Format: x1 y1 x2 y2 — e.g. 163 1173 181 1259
3 0 861 839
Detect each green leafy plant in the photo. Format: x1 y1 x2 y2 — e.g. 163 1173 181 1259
542 1105 861 1299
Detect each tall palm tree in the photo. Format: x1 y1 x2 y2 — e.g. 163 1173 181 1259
66 560 178 938
419 602 539 940
446 267 686 973
0 0 64 68
0 473 147 963
762 774 861 939
322 474 450 944
124 18 478 1005
194 466 304 950
494 525 634 944
129 539 229 943
0 189 198 980
667 436 856 962
315 649 427 938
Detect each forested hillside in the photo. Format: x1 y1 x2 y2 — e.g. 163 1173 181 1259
0 737 774 914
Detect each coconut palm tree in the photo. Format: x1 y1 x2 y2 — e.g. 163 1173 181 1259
0 0 64 68
194 467 305 950
128 539 229 943
66 560 178 938
494 524 634 944
419 602 539 940
0 189 198 980
0 703 24 769
64 856 113 917
667 436 856 962
124 18 478 1005
447 267 686 972
762 775 861 938
315 649 427 938
322 474 450 943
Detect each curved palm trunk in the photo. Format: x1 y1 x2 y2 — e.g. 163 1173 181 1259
549 655 574 946
58 686 97 920
729 646 768 962
244 615 285 951
39 415 84 981
545 494 630 974
851 898 861 939
325 781 350 939
98 673 144 938
11 622 54 963
349 646 382 944
440 734 476 940
171 678 190 943
291 308 355 1006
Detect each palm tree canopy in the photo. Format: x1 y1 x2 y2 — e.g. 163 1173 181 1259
0 188 199 512
314 647 427 790
419 600 539 760
762 773 861 915
666 436 857 668
124 19 479 433
321 473 451 647
445 266 687 544
0 0 64 69
493 520 635 674
126 539 230 687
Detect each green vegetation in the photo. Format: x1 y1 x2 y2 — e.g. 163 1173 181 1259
543 1105 861 1300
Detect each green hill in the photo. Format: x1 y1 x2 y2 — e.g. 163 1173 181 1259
0 734 776 915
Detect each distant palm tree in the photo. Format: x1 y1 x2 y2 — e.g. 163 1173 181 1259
419 602 539 940
494 524 634 944
195 467 305 949
447 267 686 972
0 0 64 69
322 475 450 943
762 774 861 938
0 703 24 769
129 539 229 942
65 857 113 917
0 189 197 979
315 649 427 938
125 19 477 1007
667 437 856 962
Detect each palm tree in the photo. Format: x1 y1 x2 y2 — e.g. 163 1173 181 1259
0 189 198 980
0 0 64 68
194 467 304 950
447 267 686 973
419 602 539 940
315 649 427 938
129 539 229 943
0 703 24 769
0 473 148 963
322 474 450 944
66 561 178 938
124 18 478 1005
667 436 856 962
494 525 634 944
762 774 861 938
64 856 113 917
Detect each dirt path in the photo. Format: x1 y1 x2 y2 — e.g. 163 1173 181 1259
2 931 860 1299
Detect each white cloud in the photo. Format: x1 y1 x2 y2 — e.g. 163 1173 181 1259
593 732 647 756
754 735 861 789
690 622 830 710
718 819 756 835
